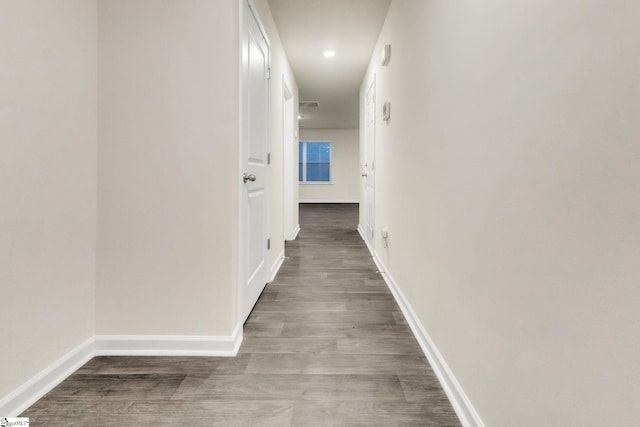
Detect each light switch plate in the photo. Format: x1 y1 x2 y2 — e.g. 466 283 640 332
381 44 391 66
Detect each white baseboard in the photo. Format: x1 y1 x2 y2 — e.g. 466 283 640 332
270 248 286 282
285 224 300 241
364 243 484 427
299 199 359 204
1 327 243 417
95 325 243 357
357 225 373 254
0 337 94 417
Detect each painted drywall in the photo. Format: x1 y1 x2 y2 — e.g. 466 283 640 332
362 1 640 425
97 0 238 336
299 129 360 203
0 0 97 403
251 0 300 270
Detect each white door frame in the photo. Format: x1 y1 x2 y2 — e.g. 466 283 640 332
238 0 271 327
282 79 298 241
363 76 376 249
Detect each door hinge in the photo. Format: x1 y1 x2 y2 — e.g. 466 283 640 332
267 238 271 250
267 153 271 165
266 67 271 80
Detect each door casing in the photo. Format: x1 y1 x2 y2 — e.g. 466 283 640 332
363 76 376 248
282 79 297 240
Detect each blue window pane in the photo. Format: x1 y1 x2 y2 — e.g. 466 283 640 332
318 143 330 162
307 162 330 181
306 143 319 162
299 141 330 182
306 142 330 163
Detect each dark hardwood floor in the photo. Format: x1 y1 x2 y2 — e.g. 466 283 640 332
22 203 460 426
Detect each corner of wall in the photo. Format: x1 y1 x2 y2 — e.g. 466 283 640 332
0 337 95 417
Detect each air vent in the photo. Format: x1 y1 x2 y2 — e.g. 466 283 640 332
299 101 320 109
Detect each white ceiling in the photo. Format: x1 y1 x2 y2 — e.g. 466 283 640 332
268 0 391 129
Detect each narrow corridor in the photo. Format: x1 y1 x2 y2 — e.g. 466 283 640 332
242 203 461 425
23 204 459 425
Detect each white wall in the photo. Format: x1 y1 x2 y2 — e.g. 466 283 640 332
252 0 300 270
300 129 360 203
97 0 238 336
362 1 640 425
0 0 97 404
0 0 299 414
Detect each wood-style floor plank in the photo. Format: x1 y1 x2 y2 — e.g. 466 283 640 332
279 322 413 339
244 353 431 376
246 310 401 325
171 374 406 402
21 203 460 426
291 400 461 427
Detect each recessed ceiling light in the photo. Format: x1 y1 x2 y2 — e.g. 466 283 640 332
323 50 335 58
297 115 303 119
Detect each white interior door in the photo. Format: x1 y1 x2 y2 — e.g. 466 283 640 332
241 1 270 323
363 78 376 246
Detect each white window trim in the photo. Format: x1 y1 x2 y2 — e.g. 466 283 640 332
299 140 333 184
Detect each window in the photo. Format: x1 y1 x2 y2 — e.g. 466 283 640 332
299 141 331 183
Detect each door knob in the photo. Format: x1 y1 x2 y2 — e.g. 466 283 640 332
361 173 368 177
243 173 257 183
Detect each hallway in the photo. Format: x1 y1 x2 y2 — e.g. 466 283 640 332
22 204 460 425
